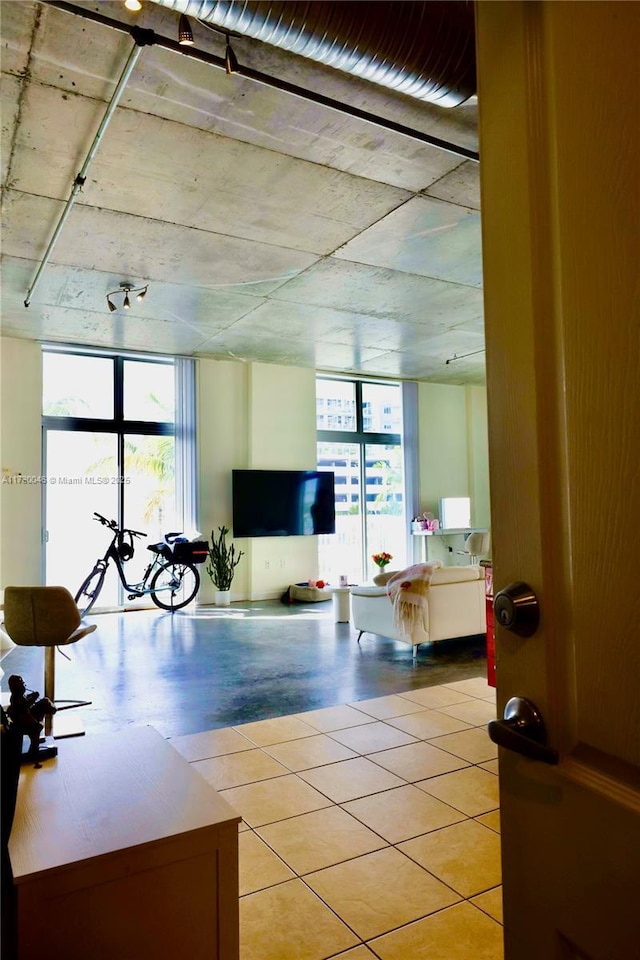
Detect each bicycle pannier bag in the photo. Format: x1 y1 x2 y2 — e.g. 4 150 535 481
172 540 209 564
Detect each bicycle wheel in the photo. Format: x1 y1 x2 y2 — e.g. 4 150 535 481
150 561 199 611
75 564 106 616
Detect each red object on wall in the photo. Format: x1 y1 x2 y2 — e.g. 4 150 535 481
486 597 496 687
484 564 496 688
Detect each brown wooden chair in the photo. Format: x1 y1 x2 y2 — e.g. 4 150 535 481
2 586 96 737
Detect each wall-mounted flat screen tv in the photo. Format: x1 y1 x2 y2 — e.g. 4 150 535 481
232 469 336 538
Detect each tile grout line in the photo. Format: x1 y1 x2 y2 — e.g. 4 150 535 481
180 680 502 955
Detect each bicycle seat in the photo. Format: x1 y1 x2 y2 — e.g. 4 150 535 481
164 532 185 543
147 542 173 560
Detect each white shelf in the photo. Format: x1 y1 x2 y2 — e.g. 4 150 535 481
412 527 488 537
411 527 489 566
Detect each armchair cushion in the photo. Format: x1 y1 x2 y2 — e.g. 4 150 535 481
351 584 387 598
372 570 399 587
350 564 486 658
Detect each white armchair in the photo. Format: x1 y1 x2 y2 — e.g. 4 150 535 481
350 564 487 659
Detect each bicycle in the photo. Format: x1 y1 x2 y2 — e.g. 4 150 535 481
75 513 208 615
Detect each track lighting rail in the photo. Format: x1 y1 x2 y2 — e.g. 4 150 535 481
45 1 479 163
24 39 144 307
445 349 486 366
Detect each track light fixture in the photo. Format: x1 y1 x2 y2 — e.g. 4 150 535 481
106 282 148 312
196 21 241 75
225 34 239 74
178 13 194 45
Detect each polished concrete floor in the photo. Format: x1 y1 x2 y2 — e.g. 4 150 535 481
0 600 488 740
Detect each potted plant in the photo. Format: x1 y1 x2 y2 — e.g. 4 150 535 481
206 526 244 606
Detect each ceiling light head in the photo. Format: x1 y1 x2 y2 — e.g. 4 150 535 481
124 0 142 11
225 36 239 74
106 281 149 312
178 13 194 45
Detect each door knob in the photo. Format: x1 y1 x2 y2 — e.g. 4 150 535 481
493 581 539 637
488 696 559 764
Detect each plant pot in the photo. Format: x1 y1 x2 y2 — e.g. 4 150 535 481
214 590 231 607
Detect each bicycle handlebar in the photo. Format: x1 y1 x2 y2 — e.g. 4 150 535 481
92 512 146 538
93 512 115 527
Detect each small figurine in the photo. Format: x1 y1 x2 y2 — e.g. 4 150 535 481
6 674 56 758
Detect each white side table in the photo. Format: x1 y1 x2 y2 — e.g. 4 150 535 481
330 586 352 623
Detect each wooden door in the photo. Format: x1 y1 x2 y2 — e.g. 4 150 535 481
475 2 640 958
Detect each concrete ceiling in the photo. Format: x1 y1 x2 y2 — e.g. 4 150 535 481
0 0 484 384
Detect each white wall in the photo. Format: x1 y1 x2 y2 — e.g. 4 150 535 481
197 359 318 601
417 381 490 528
0 338 43 594
418 382 469 515
467 385 491 529
197 357 249 604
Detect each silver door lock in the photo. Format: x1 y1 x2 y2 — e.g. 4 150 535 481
493 581 539 637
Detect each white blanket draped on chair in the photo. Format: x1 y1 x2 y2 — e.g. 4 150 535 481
386 561 443 639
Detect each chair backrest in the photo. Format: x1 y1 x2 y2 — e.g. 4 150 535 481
3 586 82 647
466 531 491 557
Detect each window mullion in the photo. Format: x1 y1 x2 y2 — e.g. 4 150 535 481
114 356 124 425
359 436 368 575
118 430 125 522
41 419 173 436
317 429 400 446
42 417 116 432
355 380 363 433
121 420 174 436
355 380 366 570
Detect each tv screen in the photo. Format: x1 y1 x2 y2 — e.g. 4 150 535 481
232 469 336 538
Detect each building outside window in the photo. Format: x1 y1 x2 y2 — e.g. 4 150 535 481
316 376 406 584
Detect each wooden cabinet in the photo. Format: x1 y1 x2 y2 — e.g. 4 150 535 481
9 726 240 960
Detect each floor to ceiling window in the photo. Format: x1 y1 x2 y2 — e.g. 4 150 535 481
42 348 178 609
316 376 407 584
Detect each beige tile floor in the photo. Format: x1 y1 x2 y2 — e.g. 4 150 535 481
171 674 503 960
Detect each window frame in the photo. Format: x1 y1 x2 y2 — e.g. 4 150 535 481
42 350 175 526
316 375 404 579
